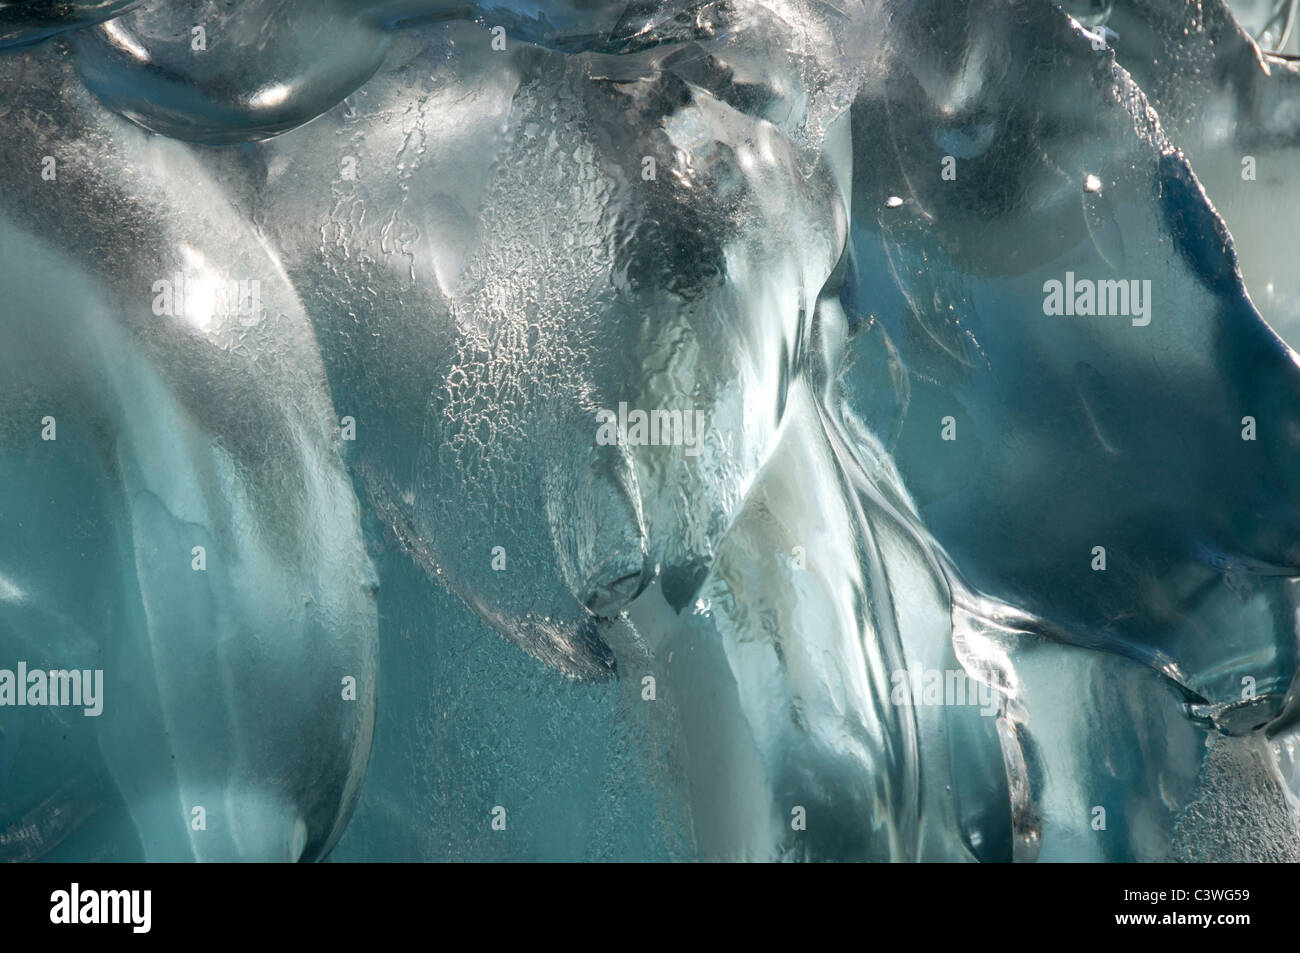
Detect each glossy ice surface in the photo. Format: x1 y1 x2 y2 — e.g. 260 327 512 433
2 0 1299 861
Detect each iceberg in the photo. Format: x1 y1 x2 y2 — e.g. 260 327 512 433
2 0 1299 862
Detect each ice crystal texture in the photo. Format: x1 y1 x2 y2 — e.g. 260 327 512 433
2 0 1300 861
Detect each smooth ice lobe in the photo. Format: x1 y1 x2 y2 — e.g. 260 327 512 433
0 0 142 51
71 0 392 144
0 47 378 861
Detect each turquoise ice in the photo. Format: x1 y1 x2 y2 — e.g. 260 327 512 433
3 0 1300 861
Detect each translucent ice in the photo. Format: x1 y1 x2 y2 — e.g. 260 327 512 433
232 11 868 682
840 0 1300 858
845 0 1300 719
0 0 142 51
71 0 392 144
4 0 1300 864
0 46 378 860
1077 0 1300 345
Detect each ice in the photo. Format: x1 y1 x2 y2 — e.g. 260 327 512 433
1223 0 1300 55
1081 0 1300 346
232 12 868 682
70 0 392 144
844 0 1300 713
0 47 378 860
0 0 142 51
4 0 1300 862
246 13 980 860
327 535 689 861
839 0 1300 858
69 0 872 148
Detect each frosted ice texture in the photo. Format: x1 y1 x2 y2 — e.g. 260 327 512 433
0 49 377 860
1 0 1299 861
